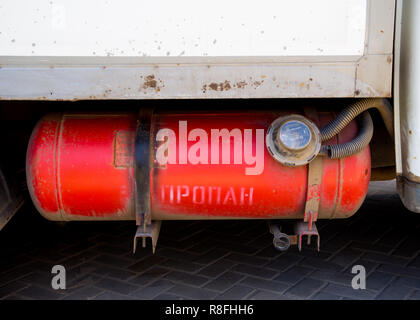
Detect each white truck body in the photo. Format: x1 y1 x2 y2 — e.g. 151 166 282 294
2 0 420 214
0 0 394 99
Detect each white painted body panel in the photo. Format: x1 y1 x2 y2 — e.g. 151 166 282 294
0 0 394 99
394 0 420 212
0 0 367 57
395 0 420 180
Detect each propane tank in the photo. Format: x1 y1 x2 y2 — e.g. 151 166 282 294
26 110 370 221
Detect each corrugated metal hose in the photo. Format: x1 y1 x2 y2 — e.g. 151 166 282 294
318 98 393 159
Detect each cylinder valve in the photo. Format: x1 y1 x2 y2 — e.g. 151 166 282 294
265 114 321 166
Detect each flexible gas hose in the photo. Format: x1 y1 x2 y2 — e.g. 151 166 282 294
318 98 393 159
320 98 393 141
319 111 373 159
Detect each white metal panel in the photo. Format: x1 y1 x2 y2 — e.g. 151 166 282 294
0 0 395 99
366 0 395 54
0 0 367 57
393 0 420 213
0 64 357 100
394 0 403 176
394 0 420 180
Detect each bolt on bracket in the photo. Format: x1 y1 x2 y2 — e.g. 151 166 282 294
268 221 320 252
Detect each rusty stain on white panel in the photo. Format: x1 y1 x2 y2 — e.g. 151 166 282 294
355 54 393 96
0 64 359 100
0 0 395 99
0 0 367 57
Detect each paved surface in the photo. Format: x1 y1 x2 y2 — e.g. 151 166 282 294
0 180 419 300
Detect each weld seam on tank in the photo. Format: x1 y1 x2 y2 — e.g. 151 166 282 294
320 98 393 142
54 113 64 221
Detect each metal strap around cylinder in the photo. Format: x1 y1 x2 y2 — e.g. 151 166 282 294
303 107 323 230
134 108 154 227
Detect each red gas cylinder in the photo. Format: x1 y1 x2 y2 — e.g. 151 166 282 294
26 111 370 221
